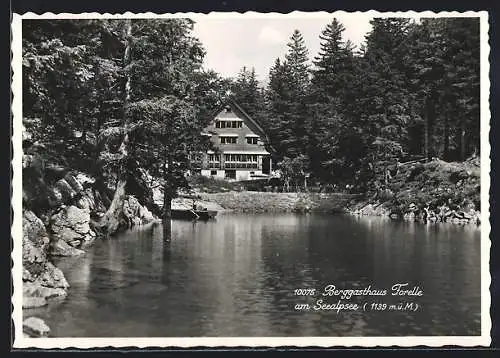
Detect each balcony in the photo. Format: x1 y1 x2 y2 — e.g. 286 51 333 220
224 162 258 169
208 162 222 169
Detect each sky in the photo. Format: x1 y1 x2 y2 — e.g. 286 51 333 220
191 13 374 83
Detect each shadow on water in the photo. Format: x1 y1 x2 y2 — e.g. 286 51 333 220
25 213 481 337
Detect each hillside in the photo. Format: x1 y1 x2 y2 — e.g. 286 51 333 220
348 157 481 224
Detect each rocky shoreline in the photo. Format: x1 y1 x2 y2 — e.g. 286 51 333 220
347 200 481 225
346 158 481 226
21 169 156 337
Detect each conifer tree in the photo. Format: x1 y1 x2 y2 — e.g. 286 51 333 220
266 30 311 163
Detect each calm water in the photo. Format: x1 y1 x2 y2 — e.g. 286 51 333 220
25 213 482 337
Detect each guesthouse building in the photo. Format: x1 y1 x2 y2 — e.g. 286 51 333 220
194 100 272 181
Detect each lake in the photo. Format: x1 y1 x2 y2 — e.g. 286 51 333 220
25 213 482 337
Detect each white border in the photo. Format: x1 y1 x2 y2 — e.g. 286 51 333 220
11 11 491 348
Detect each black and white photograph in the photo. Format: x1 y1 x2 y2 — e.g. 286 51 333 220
11 11 491 347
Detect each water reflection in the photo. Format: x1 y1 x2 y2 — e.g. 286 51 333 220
26 214 481 337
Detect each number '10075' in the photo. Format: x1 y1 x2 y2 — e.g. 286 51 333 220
294 289 316 296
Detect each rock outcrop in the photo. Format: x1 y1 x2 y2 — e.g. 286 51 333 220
50 205 96 249
347 158 481 225
122 195 156 226
23 210 70 309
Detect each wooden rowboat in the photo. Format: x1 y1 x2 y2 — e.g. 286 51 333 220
171 209 218 221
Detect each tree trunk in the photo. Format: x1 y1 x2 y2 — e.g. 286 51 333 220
423 111 429 160
162 148 173 241
443 114 450 161
162 185 172 242
117 18 133 160
460 116 466 161
99 179 127 235
424 94 435 160
97 19 133 236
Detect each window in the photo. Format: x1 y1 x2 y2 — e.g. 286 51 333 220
208 154 220 162
215 120 242 129
215 121 228 128
210 170 217 176
225 170 236 179
220 136 237 144
224 155 259 163
230 121 242 128
246 137 259 145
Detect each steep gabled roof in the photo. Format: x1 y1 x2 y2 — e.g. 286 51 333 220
228 99 266 137
204 98 277 155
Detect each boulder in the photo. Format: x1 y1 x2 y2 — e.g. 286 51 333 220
50 205 96 248
76 188 97 211
51 239 85 257
22 236 47 278
389 212 400 220
75 173 95 186
139 204 155 223
37 262 69 289
23 296 47 309
53 178 77 204
123 195 156 226
23 317 50 337
23 281 67 300
23 210 71 307
23 268 34 282
23 210 50 250
404 212 416 221
64 173 84 193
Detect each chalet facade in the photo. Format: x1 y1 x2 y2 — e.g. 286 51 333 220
195 100 272 181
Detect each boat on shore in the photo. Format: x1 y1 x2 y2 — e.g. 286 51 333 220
171 208 218 221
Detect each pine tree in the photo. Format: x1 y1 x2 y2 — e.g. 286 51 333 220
265 30 311 164
353 18 414 186
406 18 480 161
285 29 310 95
231 66 265 119
308 19 358 183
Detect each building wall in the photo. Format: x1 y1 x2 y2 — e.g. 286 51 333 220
235 170 264 181
201 169 226 179
197 102 272 181
201 169 265 181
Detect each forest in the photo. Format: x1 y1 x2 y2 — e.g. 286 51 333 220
21 17 481 234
